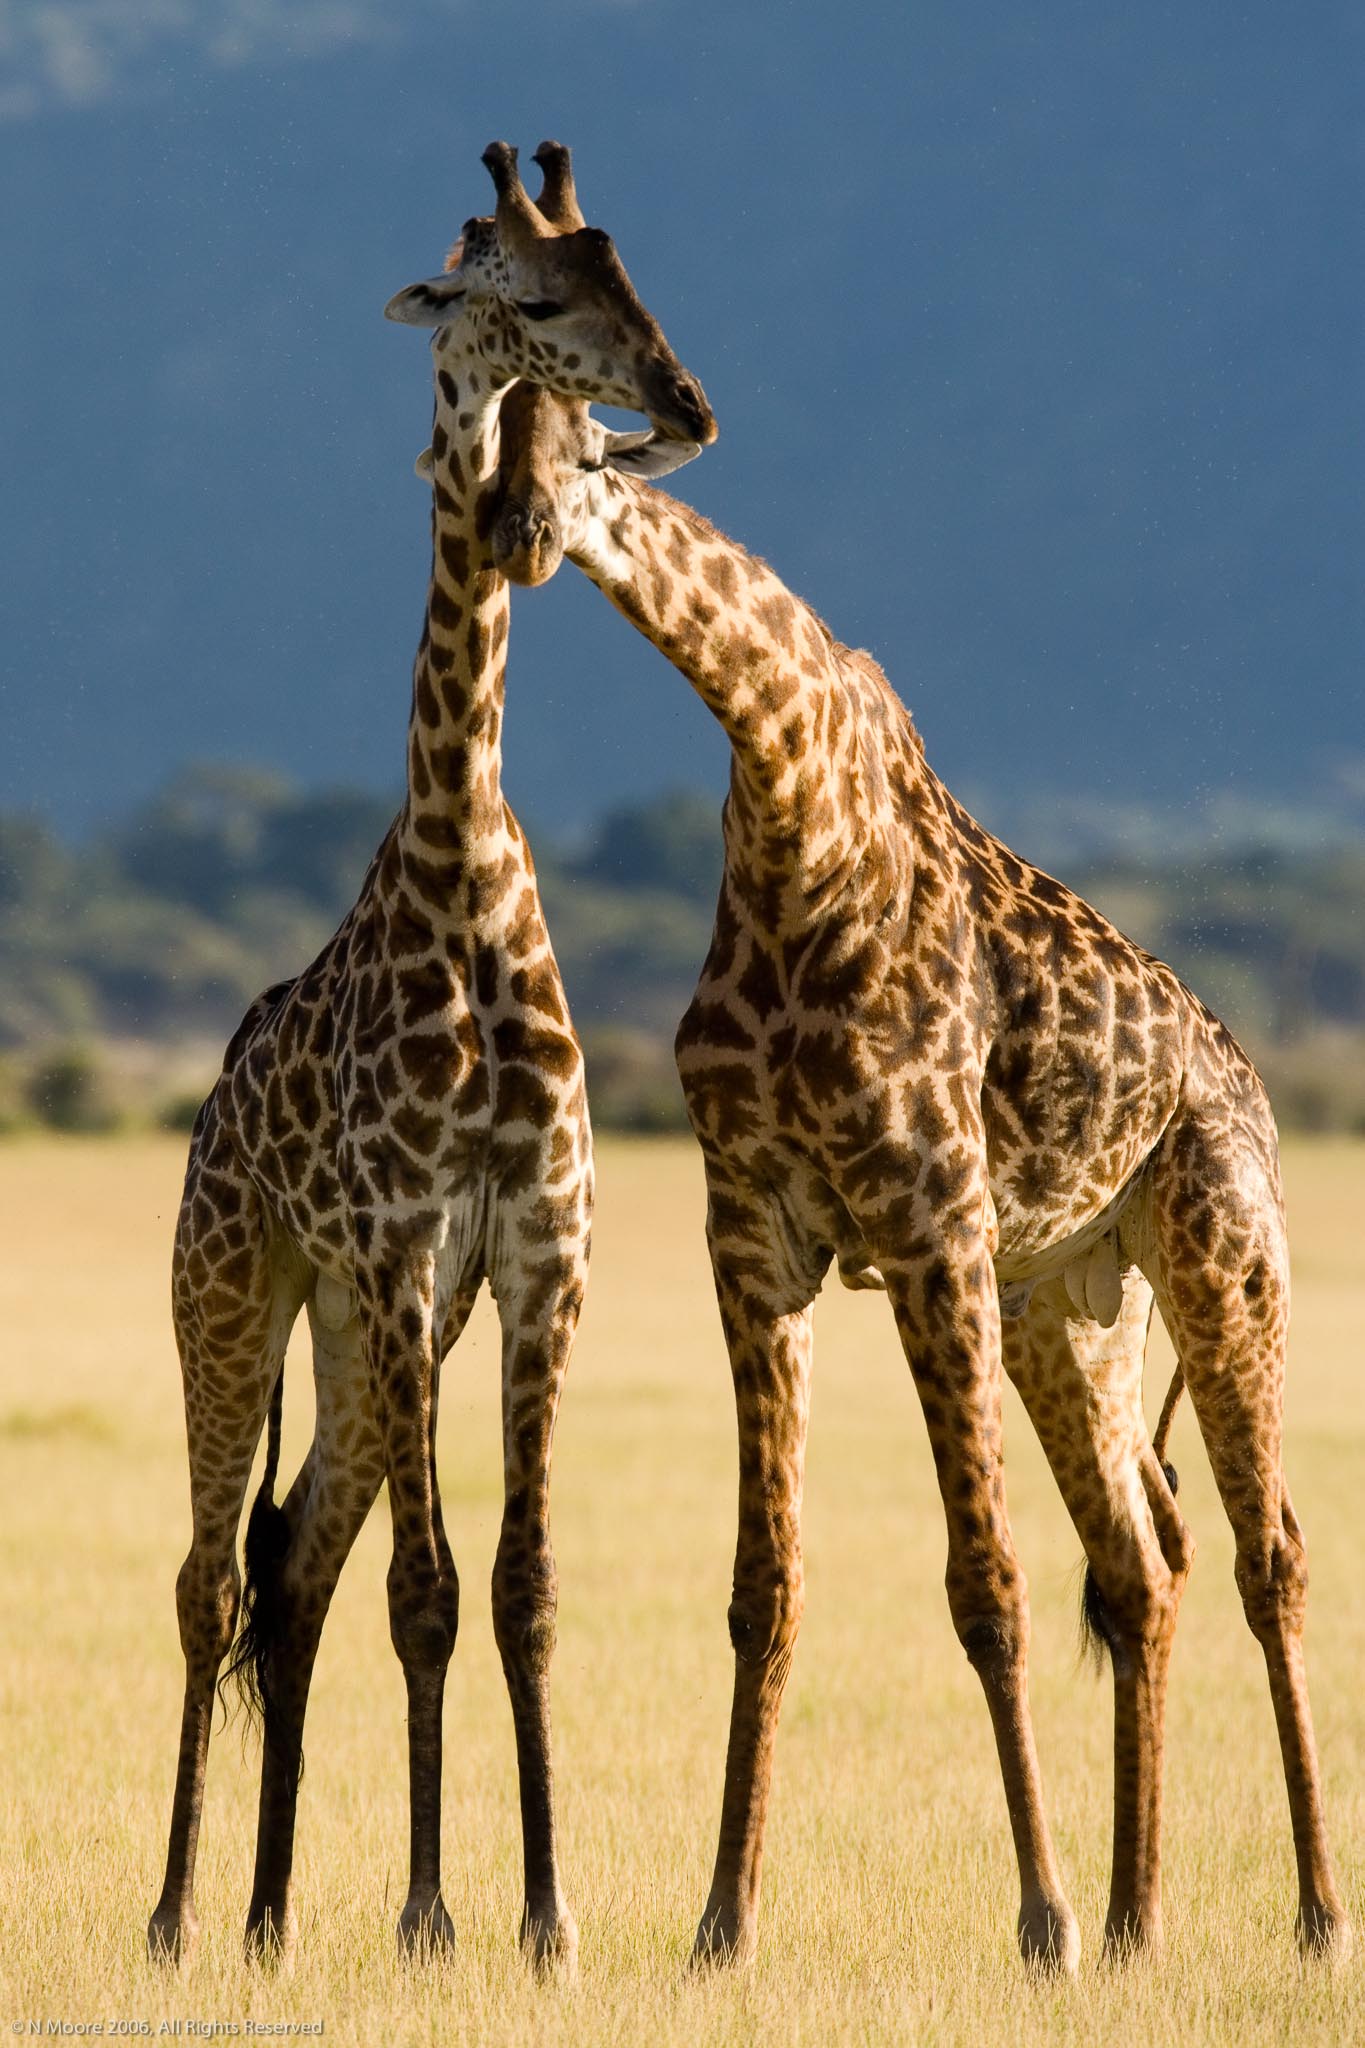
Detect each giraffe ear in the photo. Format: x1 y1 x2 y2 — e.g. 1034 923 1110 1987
384 274 469 326
413 446 435 481
600 430 702 480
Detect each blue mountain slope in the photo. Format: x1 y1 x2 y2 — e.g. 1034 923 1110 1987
2 1 1361 838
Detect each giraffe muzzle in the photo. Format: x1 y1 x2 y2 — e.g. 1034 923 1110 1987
648 365 718 447
492 501 563 588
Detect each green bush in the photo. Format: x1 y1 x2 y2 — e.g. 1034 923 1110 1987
157 1092 208 1134
26 1046 121 1134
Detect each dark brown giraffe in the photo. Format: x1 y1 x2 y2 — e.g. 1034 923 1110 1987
145 141 715 1974
485 161 1351 1970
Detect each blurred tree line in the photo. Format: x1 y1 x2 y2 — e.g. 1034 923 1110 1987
2 765 1363 1133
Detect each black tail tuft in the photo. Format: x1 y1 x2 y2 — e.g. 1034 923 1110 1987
221 1370 292 1749
1078 1561 1120 1672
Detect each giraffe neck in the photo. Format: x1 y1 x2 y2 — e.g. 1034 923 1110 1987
396 356 516 897
571 475 898 921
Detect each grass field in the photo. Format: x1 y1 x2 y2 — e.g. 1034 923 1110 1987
2 1134 1363 2045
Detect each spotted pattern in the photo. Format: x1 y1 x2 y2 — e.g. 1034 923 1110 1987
147 151 713 1976
496 431 1350 1969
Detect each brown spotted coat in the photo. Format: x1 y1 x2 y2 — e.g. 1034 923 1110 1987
494 412 1351 1970
146 143 715 1974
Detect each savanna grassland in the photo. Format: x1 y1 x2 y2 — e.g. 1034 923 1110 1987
2 1135 1363 2046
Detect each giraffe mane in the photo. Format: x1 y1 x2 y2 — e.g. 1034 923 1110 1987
841 645 926 757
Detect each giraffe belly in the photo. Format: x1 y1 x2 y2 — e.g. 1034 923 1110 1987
992 1152 1150 1279
992 1157 1154 1321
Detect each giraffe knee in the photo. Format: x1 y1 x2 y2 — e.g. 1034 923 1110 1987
728 1560 805 1667
949 1562 1029 1677
387 1565 460 1675
957 1608 1026 1677
1159 1513 1196 1584
1236 1527 1309 1641
175 1544 240 1669
1083 1554 1184 1676
1140 1455 1196 1582
491 1548 558 1679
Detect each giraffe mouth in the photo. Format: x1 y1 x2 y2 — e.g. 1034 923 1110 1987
492 501 564 587
646 365 718 447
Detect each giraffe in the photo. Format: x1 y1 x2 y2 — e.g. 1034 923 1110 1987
145 140 716 1974
484 173 1352 1969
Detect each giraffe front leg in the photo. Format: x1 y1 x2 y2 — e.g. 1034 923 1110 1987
489 1253 585 1976
886 1244 1079 1975
364 1260 460 1958
693 1229 815 1969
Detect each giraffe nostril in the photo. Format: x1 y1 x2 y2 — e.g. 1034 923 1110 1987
498 505 548 548
493 502 563 586
652 367 718 446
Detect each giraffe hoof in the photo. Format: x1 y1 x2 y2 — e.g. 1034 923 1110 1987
397 1897 456 1959
1297 1902 1353 1963
244 1901 298 1968
521 1902 578 1979
1019 1896 1081 1976
147 1907 197 1965
689 1905 756 1970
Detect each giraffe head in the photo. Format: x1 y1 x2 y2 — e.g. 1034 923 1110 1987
385 139 716 448
488 380 697 585
400 142 709 585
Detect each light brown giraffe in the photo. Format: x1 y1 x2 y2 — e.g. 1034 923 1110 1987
145 140 716 1973
485 180 1352 1968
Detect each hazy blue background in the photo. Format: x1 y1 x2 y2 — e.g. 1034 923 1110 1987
4 1 1362 847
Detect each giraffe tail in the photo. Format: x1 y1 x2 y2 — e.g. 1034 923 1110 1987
1151 1363 1185 1488
1079 1363 1185 1670
222 1368 292 1741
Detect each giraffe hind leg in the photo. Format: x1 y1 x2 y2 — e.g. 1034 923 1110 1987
244 1302 384 1962
1078 1383 1185 1676
223 1368 288 1731
489 1257 585 1978
885 1237 1080 1976
1004 1269 1193 1957
148 1138 304 1963
1149 1101 1351 1958
358 1255 463 1958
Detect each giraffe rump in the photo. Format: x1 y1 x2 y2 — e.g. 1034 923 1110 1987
222 1368 292 1743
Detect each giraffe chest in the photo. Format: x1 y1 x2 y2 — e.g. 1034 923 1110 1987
223 933 585 1302
679 916 1186 1287
678 986 922 1295
678 915 985 1162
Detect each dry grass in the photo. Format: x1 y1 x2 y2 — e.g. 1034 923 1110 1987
1 1134 1362 2045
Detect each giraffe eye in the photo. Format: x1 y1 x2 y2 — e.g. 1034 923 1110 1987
518 299 565 322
